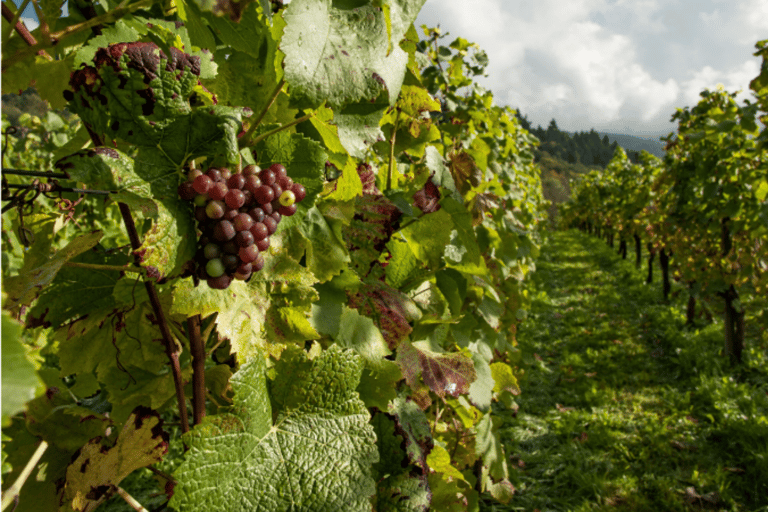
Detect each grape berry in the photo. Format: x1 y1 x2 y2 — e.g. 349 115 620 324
178 163 304 289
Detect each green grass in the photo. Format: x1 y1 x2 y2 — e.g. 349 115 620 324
486 230 768 512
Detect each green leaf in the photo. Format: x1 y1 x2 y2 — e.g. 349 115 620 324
1 308 41 425
58 148 196 280
171 278 270 362
385 235 419 289
328 159 364 201
426 443 464 480
357 359 402 410
334 99 387 158
295 206 351 282
467 352 492 412
475 413 507 481
170 345 378 511
2 55 74 110
434 268 467 316
3 230 102 314
336 306 391 368
60 407 168 512
399 209 453 268
281 0 420 108
387 391 433 469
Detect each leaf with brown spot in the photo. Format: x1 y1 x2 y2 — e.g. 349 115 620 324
59 406 168 512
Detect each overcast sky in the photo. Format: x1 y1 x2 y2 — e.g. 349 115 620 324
416 0 768 137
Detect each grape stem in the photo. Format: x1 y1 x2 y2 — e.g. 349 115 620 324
117 202 190 434
386 113 398 191
239 78 285 148
64 261 144 274
244 112 315 148
0 440 48 511
186 314 206 426
1 0 52 61
116 487 149 512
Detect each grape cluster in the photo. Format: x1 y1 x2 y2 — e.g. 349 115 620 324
178 163 306 289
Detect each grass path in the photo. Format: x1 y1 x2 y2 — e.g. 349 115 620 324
489 230 768 512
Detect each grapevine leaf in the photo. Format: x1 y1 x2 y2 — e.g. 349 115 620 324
348 279 420 349
427 474 473 512
357 359 402 410
440 197 484 273
425 146 456 193
426 444 464 480
328 159 364 201
334 99 387 158
372 411 431 512
466 352 493 413
434 268 466 317
336 306 390 368
399 209 453 268
73 20 144 69
170 345 378 511
385 235 419 289
475 413 507 481
27 247 131 330
1 55 73 110
489 362 520 396
60 407 168 512
171 279 269 363
295 206 351 282
56 148 196 280
0 419 72 512
388 391 433 469
396 340 476 401
2 230 102 314
24 386 110 451
1 308 41 424
281 0 419 109
377 471 432 512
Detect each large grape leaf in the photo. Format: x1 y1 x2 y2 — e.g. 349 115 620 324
59 407 168 512
348 279 420 349
1 308 41 425
2 230 102 315
280 0 422 109
170 345 378 511
27 247 131 330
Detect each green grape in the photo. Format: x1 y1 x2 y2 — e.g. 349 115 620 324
206 258 226 278
279 190 296 207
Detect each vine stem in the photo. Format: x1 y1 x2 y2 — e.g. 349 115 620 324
186 314 206 425
116 487 149 512
0 440 48 511
246 112 314 148
63 261 144 274
387 114 398 192
2 0 156 71
239 78 285 148
1 1 52 60
118 203 190 434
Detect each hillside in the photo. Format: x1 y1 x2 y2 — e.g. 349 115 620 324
596 131 667 159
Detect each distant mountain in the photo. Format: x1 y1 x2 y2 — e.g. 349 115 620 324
593 132 667 159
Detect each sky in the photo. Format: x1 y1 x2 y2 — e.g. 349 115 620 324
415 0 768 137
15 0 768 137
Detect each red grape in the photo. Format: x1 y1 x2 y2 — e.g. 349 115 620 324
207 274 232 290
292 183 306 202
208 182 229 201
238 245 259 263
178 182 197 200
249 222 269 241
259 168 276 186
236 230 255 247
233 213 254 231
242 164 260 176
263 216 277 235
256 237 270 252
213 220 236 241
254 185 275 205
193 174 213 194
206 168 222 182
279 204 297 216
227 173 245 190
225 189 246 209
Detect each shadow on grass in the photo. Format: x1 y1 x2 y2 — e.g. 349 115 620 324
485 230 768 512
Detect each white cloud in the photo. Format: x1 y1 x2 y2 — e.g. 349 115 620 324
416 0 762 134
681 60 761 106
